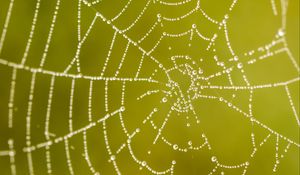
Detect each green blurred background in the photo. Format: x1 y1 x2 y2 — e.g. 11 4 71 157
0 0 299 174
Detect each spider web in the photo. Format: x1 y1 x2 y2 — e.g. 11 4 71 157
0 0 299 174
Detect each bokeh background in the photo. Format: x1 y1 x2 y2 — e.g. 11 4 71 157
0 0 299 174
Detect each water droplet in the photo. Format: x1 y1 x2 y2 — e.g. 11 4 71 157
110 155 116 161
234 56 239 61
173 144 178 150
211 156 217 162
237 63 243 69
278 29 285 37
